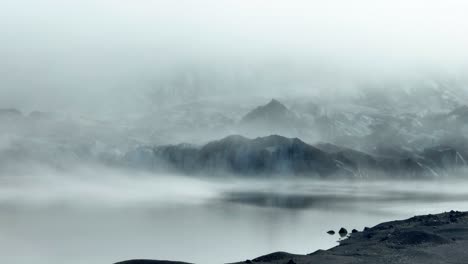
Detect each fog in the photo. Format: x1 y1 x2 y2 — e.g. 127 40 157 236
1 0 468 114
3 165 468 264
2 1 468 264
0 165 219 207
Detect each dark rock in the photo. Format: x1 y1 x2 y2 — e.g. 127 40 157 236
339 228 348 235
327 230 335 235
126 133 468 178
387 230 450 245
252 252 294 262
145 135 348 177
244 260 253 263
422 215 445 226
307 249 326 256
352 229 358 233
241 99 297 126
423 146 466 168
117 211 468 264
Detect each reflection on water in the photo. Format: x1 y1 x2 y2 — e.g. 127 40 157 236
223 183 468 211
1 169 468 264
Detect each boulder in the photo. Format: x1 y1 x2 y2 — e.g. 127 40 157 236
339 227 348 236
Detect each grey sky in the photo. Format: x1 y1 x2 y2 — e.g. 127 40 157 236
1 0 468 113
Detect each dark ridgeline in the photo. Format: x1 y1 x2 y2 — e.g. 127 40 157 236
241 99 299 127
197 135 339 176
238 99 305 139
126 135 345 177
125 134 467 179
123 99 468 178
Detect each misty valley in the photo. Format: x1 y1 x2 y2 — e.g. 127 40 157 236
3 91 468 264
2 1 468 263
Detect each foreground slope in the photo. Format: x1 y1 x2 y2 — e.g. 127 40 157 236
117 211 468 264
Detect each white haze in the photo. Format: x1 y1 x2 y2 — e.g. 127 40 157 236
0 165 220 207
2 2 468 264
3 165 468 264
1 0 468 114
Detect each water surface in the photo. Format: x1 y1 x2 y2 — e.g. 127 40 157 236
1 168 468 264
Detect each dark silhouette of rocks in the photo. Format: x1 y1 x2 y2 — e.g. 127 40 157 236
136 135 347 177
251 252 294 262
327 230 335 235
126 134 468 178
386 230 450 245
124 211 468 264
239 99 302 137
241 99 297 125
423 146 466 168
338 227 348 237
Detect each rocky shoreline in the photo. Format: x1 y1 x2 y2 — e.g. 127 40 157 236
115 211 468 264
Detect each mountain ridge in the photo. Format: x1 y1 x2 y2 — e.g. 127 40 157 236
125 134 467 178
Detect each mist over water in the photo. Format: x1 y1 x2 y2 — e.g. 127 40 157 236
2 164 468 264
2 1 468 264
2 0 468 114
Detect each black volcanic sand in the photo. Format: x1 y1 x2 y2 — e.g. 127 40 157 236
116 211 468 264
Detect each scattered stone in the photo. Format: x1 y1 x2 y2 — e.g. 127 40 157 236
352 229 358 233
327 230 335 235
339 228 348 236
116 211 468 264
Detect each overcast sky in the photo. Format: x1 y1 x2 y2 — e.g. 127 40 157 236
1 0 468 113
